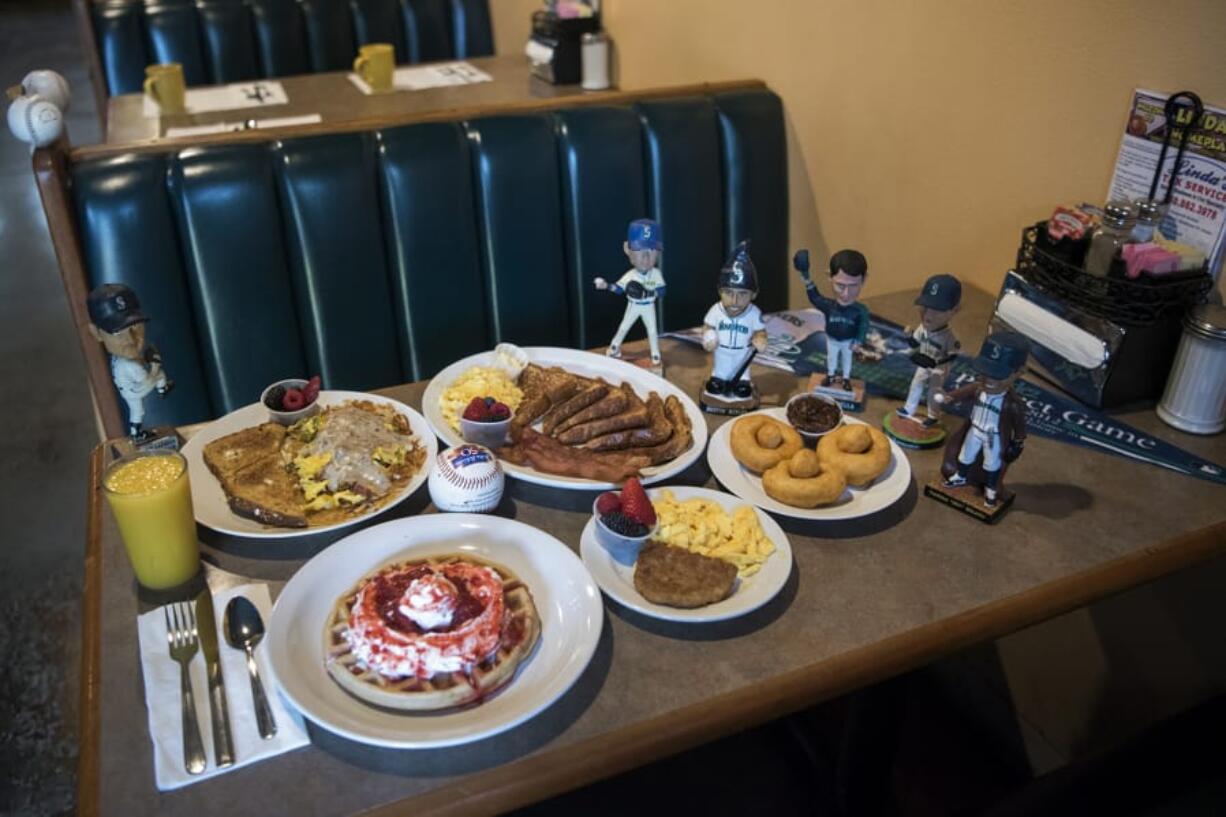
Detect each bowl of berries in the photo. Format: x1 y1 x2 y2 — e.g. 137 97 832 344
459 397 513 449
592 478 657 565
262 375 322 425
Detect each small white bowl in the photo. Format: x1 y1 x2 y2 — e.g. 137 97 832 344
591 497 657 566
785 393 844 443
460 410 513 449
261 378 320 425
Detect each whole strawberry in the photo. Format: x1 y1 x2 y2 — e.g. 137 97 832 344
462 397 487 422
619 477 655 527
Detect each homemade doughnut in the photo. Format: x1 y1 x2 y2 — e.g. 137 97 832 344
763 449 847 508
730 415 803 473
816 424 892 487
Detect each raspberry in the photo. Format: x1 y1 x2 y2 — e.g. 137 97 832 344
595 491 621 516
620 477 655 527
282 388 305 411
491 402 511 420
303 375 321 403
463 397 487 421
265 384 286 410
600 512 647 537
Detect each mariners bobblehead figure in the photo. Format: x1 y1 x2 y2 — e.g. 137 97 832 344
794 248 870 389
594 218 666 365
702 240 768 411
899 274 962 424
86 284 173 440
926 331 1029 520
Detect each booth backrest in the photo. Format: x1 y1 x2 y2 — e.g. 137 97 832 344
88 0 493 96
50 87 787 434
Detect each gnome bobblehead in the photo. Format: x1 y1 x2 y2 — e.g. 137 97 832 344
700 240 768 414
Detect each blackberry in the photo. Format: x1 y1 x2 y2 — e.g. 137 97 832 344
265 384 286 409
601 512 647 537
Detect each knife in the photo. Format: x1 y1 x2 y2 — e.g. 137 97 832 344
196 588 235 767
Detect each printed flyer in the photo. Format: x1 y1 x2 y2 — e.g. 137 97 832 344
1107 88 1226 278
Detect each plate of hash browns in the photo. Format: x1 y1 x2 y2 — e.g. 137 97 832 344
181 392 434 537
423 346 707 490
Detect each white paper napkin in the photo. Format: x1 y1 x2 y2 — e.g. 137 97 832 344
137 583 309 791
142 80 289 117
164 113 322 138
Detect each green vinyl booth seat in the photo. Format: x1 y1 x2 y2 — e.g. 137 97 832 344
90 0 493 96
69 89 788 429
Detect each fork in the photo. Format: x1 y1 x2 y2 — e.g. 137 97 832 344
165 602 207 775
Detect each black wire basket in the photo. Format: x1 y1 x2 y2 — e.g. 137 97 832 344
1017 222 1212 325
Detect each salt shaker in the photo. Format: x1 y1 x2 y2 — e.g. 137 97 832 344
1084 201 1134 277
1157 304 1226 434
1130 200 1161 243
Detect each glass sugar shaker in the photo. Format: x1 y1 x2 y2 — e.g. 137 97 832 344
1084 201 1135 277
1158 304 1226 435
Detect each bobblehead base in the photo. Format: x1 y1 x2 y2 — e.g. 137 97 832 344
923 479 1014 524
699 383 760 416
804 374 865 413
614 349 665 377
107 426 183 458
882 412 947 449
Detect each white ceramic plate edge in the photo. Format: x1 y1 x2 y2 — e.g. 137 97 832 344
180 390 437 538
421 347 708 490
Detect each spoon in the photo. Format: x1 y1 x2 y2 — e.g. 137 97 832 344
223 596 277 739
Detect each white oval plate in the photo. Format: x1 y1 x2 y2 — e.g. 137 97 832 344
267 513 603 748
579 486 793 623
706 408 912 521
181 391 436 538
422 347 708 490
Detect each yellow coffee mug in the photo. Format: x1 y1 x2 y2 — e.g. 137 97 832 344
353 43 394 92
144 63 186 114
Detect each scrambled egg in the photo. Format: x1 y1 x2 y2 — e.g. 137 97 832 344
653 490 775 578
439 366 523 432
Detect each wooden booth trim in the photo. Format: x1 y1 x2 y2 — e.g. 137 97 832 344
33 146 126 439
70 78 768 162
76 441 1226 815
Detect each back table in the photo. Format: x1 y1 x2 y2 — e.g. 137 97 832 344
78 287 1226 816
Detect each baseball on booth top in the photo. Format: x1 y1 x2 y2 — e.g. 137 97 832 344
22 70 71 112
428 444 505 513
7 95 64 148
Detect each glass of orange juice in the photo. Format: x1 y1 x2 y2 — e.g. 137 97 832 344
103 451 200 590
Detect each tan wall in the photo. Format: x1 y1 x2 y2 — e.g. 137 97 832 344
493 0 1226 307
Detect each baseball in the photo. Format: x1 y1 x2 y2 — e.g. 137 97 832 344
428 444 504 513
7 94 64 148
22 70 70 112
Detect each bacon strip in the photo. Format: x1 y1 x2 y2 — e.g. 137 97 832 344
499 429 647 482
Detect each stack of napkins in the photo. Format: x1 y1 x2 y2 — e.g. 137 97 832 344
136 583 310 791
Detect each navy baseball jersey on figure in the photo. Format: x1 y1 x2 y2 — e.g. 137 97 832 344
805 290 869 342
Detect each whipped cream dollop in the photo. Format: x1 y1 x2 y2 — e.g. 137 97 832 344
398 574 458 631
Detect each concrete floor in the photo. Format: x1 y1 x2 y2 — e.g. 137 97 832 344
2 1 1225 814
0 1 102 813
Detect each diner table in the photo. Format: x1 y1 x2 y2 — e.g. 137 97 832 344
77 285 1226 816
103 54 623 147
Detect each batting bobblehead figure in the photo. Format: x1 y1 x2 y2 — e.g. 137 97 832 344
935 331 1029 509
898 274 962 425
703 240 768 401
86 284 173 439
794 248 871 388
594 219 666 365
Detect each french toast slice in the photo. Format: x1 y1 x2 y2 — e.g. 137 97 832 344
223 454 308 528
202 422 286 482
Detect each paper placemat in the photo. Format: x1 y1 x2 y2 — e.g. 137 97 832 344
136 583 309 791
348 61 493 95
143 80 289 118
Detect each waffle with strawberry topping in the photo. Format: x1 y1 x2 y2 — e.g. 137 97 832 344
324 554 540 710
